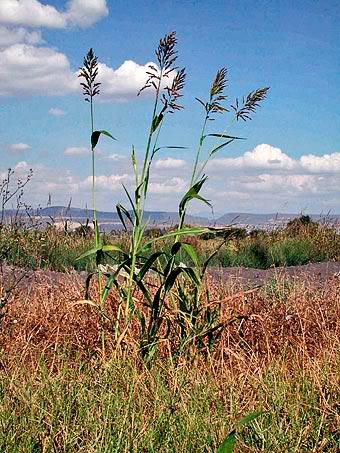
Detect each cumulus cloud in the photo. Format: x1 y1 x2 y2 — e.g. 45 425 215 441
210 144 296 171
97 60 156 102
5 144 340 214
65 0 108 28
155 157 187 169
0 43 78 96
0 25 43 47
0 2 168 102
64 146 89 156
0 42 158 100
210 144 340 175
48 107 66 116
102 153 127 161
0 0 108 29
149 177 186 194
8 142 31 152
300 153 340 173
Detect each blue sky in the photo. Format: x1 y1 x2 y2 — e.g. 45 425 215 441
0 0 339 215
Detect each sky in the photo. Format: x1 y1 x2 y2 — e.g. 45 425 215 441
0 0 339 216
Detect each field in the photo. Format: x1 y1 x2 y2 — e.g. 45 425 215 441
1 222 340 452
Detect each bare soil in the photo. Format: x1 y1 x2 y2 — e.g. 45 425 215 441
2 261 340 291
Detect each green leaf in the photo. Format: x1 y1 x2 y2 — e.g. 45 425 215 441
171 241 182 256
143 226 209 249
182 267 201 287
204 133 245 140
217 411 264 453
181 243 199 266
116 203 133 232
217 430 236 453
76 247 99 261
122 184 138 225
102 244 125 254
236 411 264 428
179 177 211 218
135 251 165 282
151 113 164 134
210 139 236 156
91 130 116 149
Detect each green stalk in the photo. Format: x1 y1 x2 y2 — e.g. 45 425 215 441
124 71 164 320
190 115 209 186
90 97 105 355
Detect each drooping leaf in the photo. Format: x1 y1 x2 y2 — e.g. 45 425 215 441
101 244 125 254
217 411 264 453
181 243 199 266
164 267 183 294
143 226 209 249
179 176 211 217
236 411 264 428
135 251 165 282
84 272 97 300
182 266 201 287
151 113 164 133
76 246 100 261
217 430 236 453
203 133 245 140
116 203 133 232
171 241 182 256
122 184 138 224
91 130 116 149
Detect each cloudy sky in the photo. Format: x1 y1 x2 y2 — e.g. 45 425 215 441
1 0 339 216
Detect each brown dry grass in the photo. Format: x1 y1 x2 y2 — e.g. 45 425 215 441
1 272 340 451
1 270 340 370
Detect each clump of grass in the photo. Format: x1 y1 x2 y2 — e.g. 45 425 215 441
78 32 269 361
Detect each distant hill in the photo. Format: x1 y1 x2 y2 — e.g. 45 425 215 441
36 206 209 225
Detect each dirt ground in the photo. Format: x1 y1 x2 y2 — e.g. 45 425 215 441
2 261 340 291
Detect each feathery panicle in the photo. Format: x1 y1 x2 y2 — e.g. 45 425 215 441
138 32 179 96
231 87 270 121
196 67 229 120
162 67 186 112
79 48 101 102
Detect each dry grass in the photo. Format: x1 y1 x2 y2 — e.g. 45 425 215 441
1 273 340 451
2 271 340 365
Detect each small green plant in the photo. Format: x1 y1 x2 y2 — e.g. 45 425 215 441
217 411 264 452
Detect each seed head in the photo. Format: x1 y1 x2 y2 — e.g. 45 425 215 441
138 32 179 96
231 87 270 121
79 48 101 102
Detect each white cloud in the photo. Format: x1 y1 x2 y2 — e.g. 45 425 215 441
0 0 108 29
97 60 156 102
8 142 31 152
210 144 296 171
0 42 158 100
300 152 340 173
155 157 187 169
0 43 78 96
102 153 127 161
149 177 186 194
5 144 340 214
64 146 89 156
65 0 108 28
0 25 43 47
48 107 66 116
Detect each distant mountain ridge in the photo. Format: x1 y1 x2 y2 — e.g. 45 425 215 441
35 206 210 225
